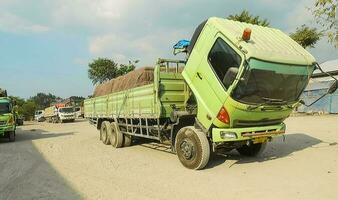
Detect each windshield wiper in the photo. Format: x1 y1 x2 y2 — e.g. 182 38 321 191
247 97 287 110
261 97 287 105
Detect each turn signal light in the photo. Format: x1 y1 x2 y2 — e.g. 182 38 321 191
242 28 251 41
217 107 230 124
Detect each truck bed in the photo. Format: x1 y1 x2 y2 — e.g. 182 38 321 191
84 64 188 120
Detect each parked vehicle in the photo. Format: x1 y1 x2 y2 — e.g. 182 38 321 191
74 106 84 118
0 90 16 142
34 110 45 122
16 115 24 126
84 18 337 169
44 104 76 123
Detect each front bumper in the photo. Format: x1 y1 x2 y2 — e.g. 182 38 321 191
0 125 15 136
212 123 286 143
59 116 75 120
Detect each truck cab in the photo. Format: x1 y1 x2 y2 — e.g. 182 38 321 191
57 107 76 123
0 97 16 142
35 110 45 122
174 17 318 167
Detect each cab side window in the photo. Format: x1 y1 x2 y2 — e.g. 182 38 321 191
208 38 241 88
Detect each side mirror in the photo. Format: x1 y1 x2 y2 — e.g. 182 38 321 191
223 67 239 88
298 100 305 105
328 80 337 94
301 80 337 107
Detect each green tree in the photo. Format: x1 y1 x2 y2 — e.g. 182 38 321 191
68 96 86 106
227 10 270 27
290 25 323 48
88 58 139 85
20 100 37 120
117 60 139 76
312 0 338 46
88 58 119 85
9 96 25 107
30 93 61 109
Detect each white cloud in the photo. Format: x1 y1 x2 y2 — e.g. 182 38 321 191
0 12 49 33
88 28 189 65
49 0 130 31
285 0 315 32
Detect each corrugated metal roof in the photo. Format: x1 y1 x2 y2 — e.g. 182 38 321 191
305 79 335 91
211 18 316 65
314 59 338 74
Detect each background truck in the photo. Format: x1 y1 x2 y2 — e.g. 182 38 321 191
74 106 84 118
34 110 45 122
84 18 337 169
44 103 76 123
0 89 16 142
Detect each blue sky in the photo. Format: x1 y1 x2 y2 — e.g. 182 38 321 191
0 0 337 99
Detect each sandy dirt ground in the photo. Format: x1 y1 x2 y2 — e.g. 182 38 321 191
1 115 337 200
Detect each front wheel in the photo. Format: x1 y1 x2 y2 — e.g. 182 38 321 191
175 126 210 170
236 142 267 157
8 131 15 142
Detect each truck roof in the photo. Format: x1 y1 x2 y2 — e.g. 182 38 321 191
0 97 11 103
209 17 316 66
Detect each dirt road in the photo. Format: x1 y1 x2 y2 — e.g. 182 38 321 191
1 116 337 200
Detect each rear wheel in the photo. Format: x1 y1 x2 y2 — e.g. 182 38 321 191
175 126 210 170
8 131 15 142
123 134 132 147
100 121 111 145
110 122 123 148
236 142 267 157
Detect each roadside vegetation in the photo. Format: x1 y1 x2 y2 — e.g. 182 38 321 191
88 59 139 85
10 94 85 120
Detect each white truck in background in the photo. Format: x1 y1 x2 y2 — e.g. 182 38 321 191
34 110 45 122
44 104 76 123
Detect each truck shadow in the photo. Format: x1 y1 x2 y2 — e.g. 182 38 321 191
0 128 75 143
0 128 81 199
207 133 323 169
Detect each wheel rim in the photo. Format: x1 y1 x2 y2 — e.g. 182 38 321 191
102 126 107 142
111 126 116 146
179 139 195 160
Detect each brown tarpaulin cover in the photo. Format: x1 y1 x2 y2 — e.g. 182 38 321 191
93 67 155 97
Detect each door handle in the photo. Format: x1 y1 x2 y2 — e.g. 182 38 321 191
196 72 202 80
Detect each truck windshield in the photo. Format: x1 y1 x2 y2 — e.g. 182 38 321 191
0 102 10 114
232 59 314 105
59 108 74 113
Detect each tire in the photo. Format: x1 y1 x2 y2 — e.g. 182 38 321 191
100 121 111 145
8 131 15 142
123 134 132 147
236 142 267 157
175 126 210 170
110 122 123 148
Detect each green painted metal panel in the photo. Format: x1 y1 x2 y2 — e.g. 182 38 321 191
84 68 189 119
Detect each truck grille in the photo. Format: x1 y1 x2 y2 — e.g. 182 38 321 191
233 118 284 128
0 121 6 126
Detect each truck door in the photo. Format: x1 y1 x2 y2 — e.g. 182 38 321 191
189 33 244 128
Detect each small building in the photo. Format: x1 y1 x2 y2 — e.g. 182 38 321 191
298 59 338 114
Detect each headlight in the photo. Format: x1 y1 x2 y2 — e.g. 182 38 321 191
220 131 238 139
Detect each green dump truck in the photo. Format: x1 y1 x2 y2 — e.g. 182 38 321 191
84 18 337 169
0 89 16 142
